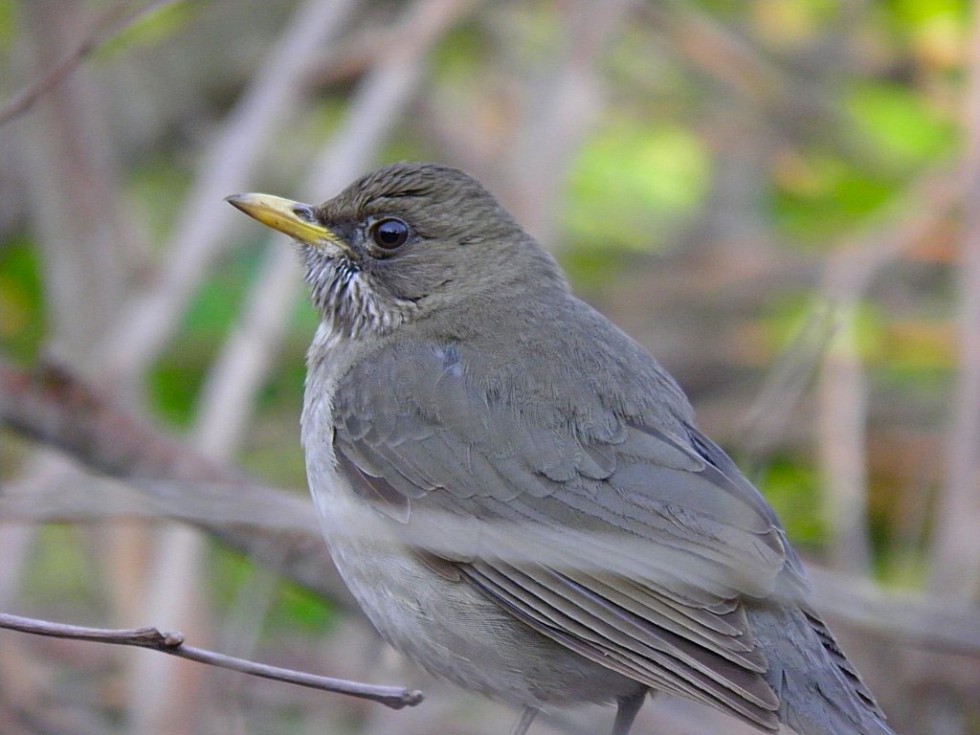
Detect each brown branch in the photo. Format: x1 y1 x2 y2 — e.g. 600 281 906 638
0 357 356 614
0 0 178 126
0 613 422 709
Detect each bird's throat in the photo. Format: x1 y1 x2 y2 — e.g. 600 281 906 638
303 251 417 340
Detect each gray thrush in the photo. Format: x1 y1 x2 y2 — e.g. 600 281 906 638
226 163 895 735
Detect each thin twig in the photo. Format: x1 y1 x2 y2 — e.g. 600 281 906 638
0 613 423 709
0 0 178 126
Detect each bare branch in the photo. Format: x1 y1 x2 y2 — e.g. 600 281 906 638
0 613 423 709
0 357 355 613
0 0 178 126
816 313 872 575
100 0 360 380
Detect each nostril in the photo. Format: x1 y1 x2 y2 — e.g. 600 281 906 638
293 204 315 222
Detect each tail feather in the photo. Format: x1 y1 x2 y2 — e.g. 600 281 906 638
801 608 883 718
748 603 896 735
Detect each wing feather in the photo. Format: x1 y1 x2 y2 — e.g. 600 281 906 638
331 340 795 728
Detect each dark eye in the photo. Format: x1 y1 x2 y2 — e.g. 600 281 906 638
371 217 409 250
370 218 410 251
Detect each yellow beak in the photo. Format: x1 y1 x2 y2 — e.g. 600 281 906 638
225 193 341 248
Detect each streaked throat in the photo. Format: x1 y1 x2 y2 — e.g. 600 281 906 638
302 250 419 340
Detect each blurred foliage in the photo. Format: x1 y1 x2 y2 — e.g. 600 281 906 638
97 1 205 58
22 526 109 617
0 0 976 731
0 235 44 361
0 0 968 586
758 457 825 548
0 0 12 49
148 248 261 427
127 158 194 242
565 120 709 252
847 83 954 168
209 546 335 634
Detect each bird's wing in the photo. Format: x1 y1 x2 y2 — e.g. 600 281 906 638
331 340 802 731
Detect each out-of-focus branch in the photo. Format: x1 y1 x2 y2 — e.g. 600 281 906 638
305 0 479 195
504 0 633 247
0 0 178 126
737 169 957 464
100 0 360 381
641 1 787 109
0 358 354 613
0 613 422 709
2 360 233 485
806 566 980 657
928 3 980 602
813 171 959 575
816 312 872 575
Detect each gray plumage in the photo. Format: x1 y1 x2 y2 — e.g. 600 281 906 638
227 163 896 735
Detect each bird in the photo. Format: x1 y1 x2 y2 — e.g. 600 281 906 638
226 163 896 735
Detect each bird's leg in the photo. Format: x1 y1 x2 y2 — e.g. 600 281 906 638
611 688 647 735
509 705 539 735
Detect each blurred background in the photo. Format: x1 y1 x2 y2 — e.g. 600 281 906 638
1 0 979 733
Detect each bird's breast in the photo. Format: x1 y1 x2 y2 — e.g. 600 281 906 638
298 324 637 709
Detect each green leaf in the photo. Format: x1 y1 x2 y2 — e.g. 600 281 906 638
0 235 45 361
565 120 709 251
846 82 955 169
758 458 826 547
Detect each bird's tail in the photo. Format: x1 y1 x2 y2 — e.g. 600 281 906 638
749 603 897 735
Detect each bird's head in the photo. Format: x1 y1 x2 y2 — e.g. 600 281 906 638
227 163 564 339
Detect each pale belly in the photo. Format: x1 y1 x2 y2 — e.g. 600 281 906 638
299 326 637 709
308 456 637 709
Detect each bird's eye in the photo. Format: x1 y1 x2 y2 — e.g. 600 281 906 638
370 218 410 251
